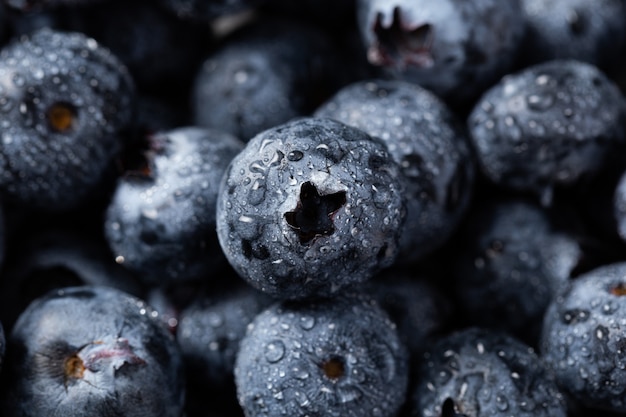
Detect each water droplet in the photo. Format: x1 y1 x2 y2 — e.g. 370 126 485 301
526 93 554 111
248 179 266 206
299 316 315 330
265 340 286 363
495 395 509 411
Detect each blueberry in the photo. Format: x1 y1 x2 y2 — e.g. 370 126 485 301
315 79 475 263
356 0 526 106
104 126 244 287
468 59 626 205
192 17 355 141
540 262 626 412
1 286 185 417
410 327 567 417
451 196 589 345
177 284 273 416
0 28 135 211
216 117 406 300
519 0 626 72
234 291 409 417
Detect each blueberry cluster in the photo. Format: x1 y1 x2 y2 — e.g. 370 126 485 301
0 1 625 417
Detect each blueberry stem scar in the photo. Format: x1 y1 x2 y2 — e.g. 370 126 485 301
284 181 346 244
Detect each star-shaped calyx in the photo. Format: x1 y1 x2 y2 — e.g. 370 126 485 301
284 181 346 244
368 6 434 69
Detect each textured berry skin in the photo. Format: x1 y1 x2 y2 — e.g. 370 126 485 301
411 327 567 417
315 79 474 263
216 117 406 300
234 292 409 417
356 0 525 105
0 28 135 211
468 59 626 205
520 0 626 72
104 127 244 287
452 197 583 345
540 262 626 412
193 18 353 142
1 286 185 417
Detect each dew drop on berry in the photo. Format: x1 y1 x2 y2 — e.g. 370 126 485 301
264 340 286 363
299 315 315 330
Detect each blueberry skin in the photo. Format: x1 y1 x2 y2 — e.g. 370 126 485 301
520 0 626 72
411 327 567 417
104 126 244 287
356 0 525 105
193 18 353 142
234 292 409 417
216 117 406 300
468 59 626 205
452 197 584 345
540 262 626 412
0 28 135 211
1 286 185 417
315 79 474 263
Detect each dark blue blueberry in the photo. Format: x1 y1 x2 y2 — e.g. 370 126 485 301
315 79 475 263
451 197 589 345
410 327 567 417
104 126 244 287
234 291 409 417
192 17 356 141
540 262 626 412
519 0 626 73
357 0 526 106
177 284 273 416
216 117 406 300
468 59 626 206
0 227 143 332
0 28 135 211
1 286 185 417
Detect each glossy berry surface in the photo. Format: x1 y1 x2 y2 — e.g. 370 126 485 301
411 327 567 417
541 262 626 412
235 292 408 417
452 197 584 345
0 28 135 211
104 126 244 286
468 59 626 205
1 286 185 417
216 117 406 300
193 17 352 142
